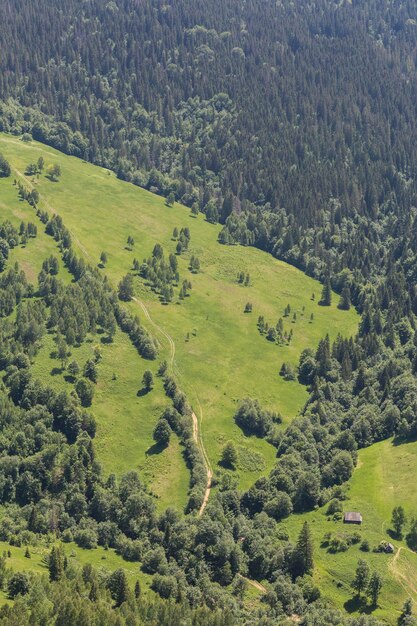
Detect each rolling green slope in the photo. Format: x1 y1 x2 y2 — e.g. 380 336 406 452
0 133 358 496
284 438 417 622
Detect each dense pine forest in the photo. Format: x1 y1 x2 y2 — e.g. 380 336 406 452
1 0 417 624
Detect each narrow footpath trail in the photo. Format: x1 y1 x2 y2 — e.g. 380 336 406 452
132 297 175 368
13 164 213 513
132 296 212 514
389 546 417 601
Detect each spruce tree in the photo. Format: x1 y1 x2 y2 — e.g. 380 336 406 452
292 522 314 578
392 506 406 538
351 559 370 596
49 546 64 582
367 571 382 606
142 370 154 390
320 277 332 306
108 569 129 607
338 285 351 310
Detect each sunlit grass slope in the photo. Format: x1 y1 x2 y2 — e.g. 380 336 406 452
283 438 417 623
0 133 359 492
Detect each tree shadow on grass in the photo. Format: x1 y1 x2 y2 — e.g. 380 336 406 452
64 375 76 384
344 597 374 615
137 387 150 397
50 367 63 376
387 528 401 540
146 442 166 456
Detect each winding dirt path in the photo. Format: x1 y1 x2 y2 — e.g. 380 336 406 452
389 546 417 601
132 297 175 367
13 163 213 513
132 296 212 514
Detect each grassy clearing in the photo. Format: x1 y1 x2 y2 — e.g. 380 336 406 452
0 133 359 493
0 539 153 607
284 438 417 623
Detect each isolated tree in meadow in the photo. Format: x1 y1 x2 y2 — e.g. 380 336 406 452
134 580 141 599
25 162 38 176
367 571 382 606
153 419 171 447
392 506 406 538
46 163 61 181
37 156 44 172
351 559 370 597
100 251 108 266
320 277 332 306
142 370 153 391
244 302 252 313
172 227 178 239
221 441 238 469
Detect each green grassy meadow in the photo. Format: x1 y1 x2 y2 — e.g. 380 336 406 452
0 133 359 496
0 539 153 607
284 438 417 622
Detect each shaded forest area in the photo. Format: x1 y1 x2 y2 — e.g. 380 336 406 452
1 0 417 289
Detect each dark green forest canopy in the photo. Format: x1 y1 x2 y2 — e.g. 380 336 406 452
1 0 417 233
